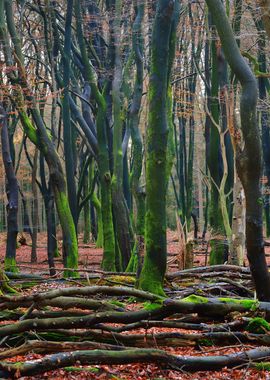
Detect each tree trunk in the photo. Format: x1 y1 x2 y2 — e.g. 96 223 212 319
31 148 38 263
0 107 18 273
230 171 245 266
206 0 270 301
62 0 77 227
111 0 132 269
138 0 177 295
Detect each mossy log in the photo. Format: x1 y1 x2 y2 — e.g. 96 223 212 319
2 295 270 340
38 329 270 348
0 340 126 360
1 347 270 377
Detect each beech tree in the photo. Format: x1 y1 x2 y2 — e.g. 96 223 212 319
0 106 18 273
138 0 179 295
205 0 270 300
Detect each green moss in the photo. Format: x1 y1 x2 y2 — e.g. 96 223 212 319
198 338 214 346
246 317 270 334
182 295 208 303
126 249 137 272
109 300 125 308
64 366 100 373
19 281 37 289
143 301 163 310
180 295 258 310
255 362 270 371
54 246 61 258
218 297 258 309
4 257 18 273
209 239 225 265
138 257 166 296
54 190 79 278
107 275 135 285
19 111 39 146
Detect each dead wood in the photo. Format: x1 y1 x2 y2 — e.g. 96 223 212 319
1 347 270 377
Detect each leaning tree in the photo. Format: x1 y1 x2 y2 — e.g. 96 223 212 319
206 0 270 301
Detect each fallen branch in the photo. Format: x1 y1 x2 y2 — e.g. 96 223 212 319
1 347 270 377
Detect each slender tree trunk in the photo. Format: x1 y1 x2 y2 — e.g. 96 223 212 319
230 169 245 265
31 148 38 263
62 0 77 227
138 0 177 295
127 0 145 272
111 0 132 269
206 0 270 301
0 107 18 273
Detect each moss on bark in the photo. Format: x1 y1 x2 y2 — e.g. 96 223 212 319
138 0 178 296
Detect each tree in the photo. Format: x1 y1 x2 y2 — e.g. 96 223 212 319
205 0 270 301
138 0 178 295
0 106 18 273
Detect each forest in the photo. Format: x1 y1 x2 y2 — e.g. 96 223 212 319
1 0 270 378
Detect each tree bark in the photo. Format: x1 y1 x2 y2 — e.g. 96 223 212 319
0 107 18 273
205 0 270 301
138 0 177 295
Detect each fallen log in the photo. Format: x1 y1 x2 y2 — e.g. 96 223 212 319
0 296 124 312
1 346 270 377
0 285 161 304
166 265 251 280
0 308 172 340
0 340 127 360
97 318 246 333
1 296 270 341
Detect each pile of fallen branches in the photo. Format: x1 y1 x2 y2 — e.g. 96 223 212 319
0 265 269 377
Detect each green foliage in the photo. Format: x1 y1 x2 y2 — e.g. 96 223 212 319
246 317 270 334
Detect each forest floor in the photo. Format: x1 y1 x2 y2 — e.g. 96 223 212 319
0 231 268 379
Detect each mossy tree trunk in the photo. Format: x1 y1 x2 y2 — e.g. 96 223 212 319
127 0 145 272
206 0 270 301
138 0 178 295
62 0 78 227
0 107 18 273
